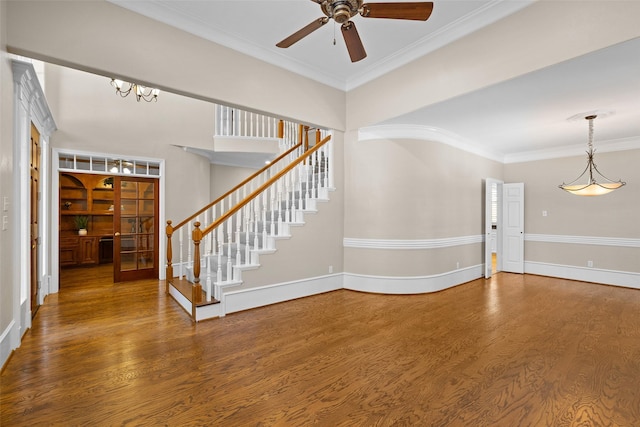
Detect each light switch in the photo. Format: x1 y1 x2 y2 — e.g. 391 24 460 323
542 210 548 217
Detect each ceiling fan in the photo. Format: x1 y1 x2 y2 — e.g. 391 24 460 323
276 1 434 62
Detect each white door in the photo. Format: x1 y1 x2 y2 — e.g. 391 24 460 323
484 178 501 278
502 183 524 273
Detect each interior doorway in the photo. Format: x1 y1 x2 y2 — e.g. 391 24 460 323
485 178 502 278
485 179 525 278
57 167 160 285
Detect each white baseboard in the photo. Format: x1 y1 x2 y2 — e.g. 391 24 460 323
168 285 191 315
343 265 484 294
1 320 18 369
223 274 343 315
525 261 640 289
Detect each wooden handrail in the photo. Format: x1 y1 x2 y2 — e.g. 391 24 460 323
200 134 331 238
168 141 302 234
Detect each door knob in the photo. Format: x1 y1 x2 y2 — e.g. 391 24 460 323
114 232 121 236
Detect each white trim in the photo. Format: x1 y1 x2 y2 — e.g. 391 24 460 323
359 125 640 165
347 0 534 90
168 284 191 315
344 235 483 250
358 124 504 163
107 0 533 91
525 234 640 248
344 265 483 294
223 274 343 315
525 261 640 290
0 321 18 369
504 136 640 164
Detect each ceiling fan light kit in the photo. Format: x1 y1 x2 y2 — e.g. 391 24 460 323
559 114 626 196
277 1 434 62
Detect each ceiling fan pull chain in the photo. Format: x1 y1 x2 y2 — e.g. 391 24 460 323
333 21 337 45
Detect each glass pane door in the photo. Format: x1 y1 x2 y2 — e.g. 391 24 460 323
113 177 159 282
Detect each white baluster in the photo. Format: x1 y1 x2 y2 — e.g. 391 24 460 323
205 256 212 302
245 209 251 265
187 221 193 276
226 218 233 282
311 151 317 199
285 172 291 223
235 211 241 266
216 240 222 284
178 228 184 279
277 183 283 236
261 194 267 250
270 188 276 237
253 199 260 252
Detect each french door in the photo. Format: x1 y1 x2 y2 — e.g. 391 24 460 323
113 176 159 282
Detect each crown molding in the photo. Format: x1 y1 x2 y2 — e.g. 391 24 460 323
108 0 533 92
346 0 534 90
504 136 640 164
358 124 505 163
359 124 640 164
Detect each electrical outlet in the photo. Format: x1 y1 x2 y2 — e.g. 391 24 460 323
588 260 593 268
456 261 460 269
542 210 548 217
328 265 333 274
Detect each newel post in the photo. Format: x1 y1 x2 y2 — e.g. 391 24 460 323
304 126 310 152
165 220 174 294
192 222 203 317
277 119 284 139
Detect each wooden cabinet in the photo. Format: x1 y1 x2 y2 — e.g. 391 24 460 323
59 235 99 266
60 173 114 267
78 237 99 265
59 235 79 267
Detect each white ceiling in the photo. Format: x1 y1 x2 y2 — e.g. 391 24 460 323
108 0 640 161
109 0 532 91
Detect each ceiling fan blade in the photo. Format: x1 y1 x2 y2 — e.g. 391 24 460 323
360 2 434 21
341 21 367 63
276 17 329 48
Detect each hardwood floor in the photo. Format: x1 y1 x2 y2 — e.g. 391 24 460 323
2 269 640 426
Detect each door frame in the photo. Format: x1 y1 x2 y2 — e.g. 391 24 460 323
502 182 525 274
11 61 56 348
50 149 166 293
484 178 503 278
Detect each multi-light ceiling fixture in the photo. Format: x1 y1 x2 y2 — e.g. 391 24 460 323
110 78 160 102
559 114 626 196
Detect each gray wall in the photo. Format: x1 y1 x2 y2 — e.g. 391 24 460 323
343 133 503 277
505 150 640 273
45 64 214 224
0 0 15 347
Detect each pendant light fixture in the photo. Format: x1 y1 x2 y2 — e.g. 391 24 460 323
559 114 625 196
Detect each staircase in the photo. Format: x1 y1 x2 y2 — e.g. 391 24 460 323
166 112 334 321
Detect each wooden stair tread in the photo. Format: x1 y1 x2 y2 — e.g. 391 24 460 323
169 277 219 307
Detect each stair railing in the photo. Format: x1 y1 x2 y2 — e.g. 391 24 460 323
189 134 332 303
165 120 305 289
216 104 282 138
